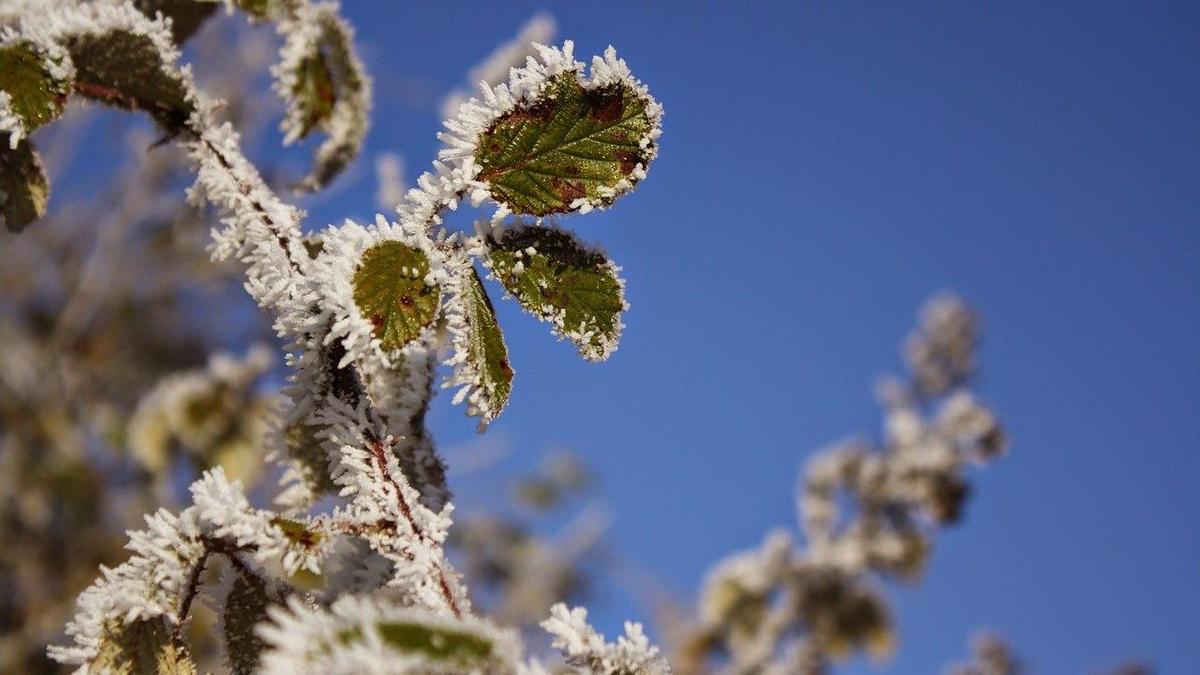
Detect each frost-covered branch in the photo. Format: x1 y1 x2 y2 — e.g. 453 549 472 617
2 1 666 672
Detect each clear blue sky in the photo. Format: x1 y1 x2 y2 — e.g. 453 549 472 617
245 2 1198 671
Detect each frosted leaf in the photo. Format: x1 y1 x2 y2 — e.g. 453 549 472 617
90 618 197 675
474 69 656 216
485 224 626 362
272 1 371 190
0 42 70 141
444 263 514 426
0 138 48 232
258 596 523 673
66 29 196 131
289 38 335 139
373 620 494 663
439 41 661 218
352 239 442 353
222 569 270 675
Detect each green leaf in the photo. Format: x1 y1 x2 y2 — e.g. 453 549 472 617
67 30 195 131
291 50 336 141
475 71 656 216
90 619 197 675
460 266 514 422
0 139 49 233
352 240 441 352
0 42 70 133
223 570 269 675
486 226 626 361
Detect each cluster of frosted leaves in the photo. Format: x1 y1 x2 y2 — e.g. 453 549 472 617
50 458 542 674
0 0 370 237
331 45 656 428
467 50 660 217
347 222 626 427
48 469 305 671
0 5 666 668
0 42 69 231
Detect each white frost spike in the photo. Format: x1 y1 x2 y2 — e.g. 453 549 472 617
0 92 25 148
541 603 671 675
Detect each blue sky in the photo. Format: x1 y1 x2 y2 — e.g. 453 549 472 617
134 1 1196 671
